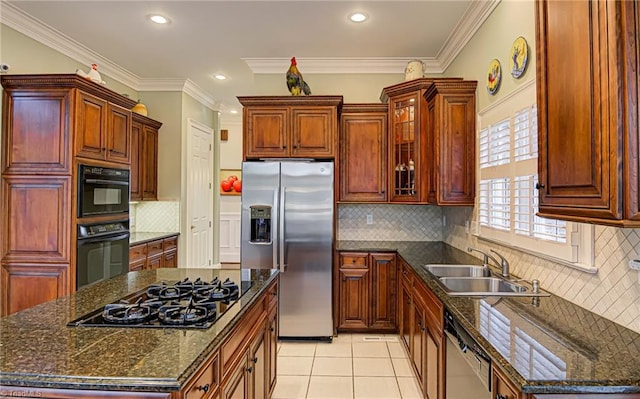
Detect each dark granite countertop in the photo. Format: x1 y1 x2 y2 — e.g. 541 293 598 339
0 268 278 393
130 231 180 246
338 240 640 394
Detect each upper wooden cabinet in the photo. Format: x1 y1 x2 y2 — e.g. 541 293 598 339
424 80 476 205
339 104 388 202
75 91 132 164
130 113 162 201
238 96 343 159
380 78 475 204
536 0 640 226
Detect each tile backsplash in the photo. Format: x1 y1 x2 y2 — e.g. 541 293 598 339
442 207 640 335
130 201 180 232
338 204 442 241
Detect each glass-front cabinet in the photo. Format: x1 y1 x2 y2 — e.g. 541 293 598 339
382 79 430 202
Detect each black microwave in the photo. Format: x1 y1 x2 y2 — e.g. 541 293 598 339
78 165 130 218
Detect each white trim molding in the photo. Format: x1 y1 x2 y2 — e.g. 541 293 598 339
242 57 442 74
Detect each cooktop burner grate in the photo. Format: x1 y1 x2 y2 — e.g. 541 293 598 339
68 277 252 329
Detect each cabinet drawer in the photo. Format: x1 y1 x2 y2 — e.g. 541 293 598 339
147 239 163 257
399 259 413 285
129 243 146 262
163 236 178 251
184 352 219 399
340 253 368 268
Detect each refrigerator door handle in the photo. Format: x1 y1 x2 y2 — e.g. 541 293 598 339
272 188 279 270
279 186 286 272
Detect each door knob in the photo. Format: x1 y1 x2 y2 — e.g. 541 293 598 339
191 225 196 230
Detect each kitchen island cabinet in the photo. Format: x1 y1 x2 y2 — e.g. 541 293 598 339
337 240 640 395
0 268 279 399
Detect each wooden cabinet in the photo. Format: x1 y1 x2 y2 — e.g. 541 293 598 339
339 104 388 202
129 235 179 271
380 78 475 204
130 114 162 201
492 365 530 399
535 0 640 226
75 90 132 164
397 257 444 399
238 96 342 160
266 304 278 398
183 352 220 399
424 80 476 205
0 74 137 316
336 251 396 332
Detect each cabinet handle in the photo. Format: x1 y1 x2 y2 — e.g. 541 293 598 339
282 145 287 149
496 394 508 399
293 144 298 149
196 384 210 393
253 356 259 364
101 147 106 151
270 326 275 332
535 182 545 190
342 277 346 282
246 366 253 373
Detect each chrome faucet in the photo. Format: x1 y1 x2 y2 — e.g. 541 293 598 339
467 247 510 278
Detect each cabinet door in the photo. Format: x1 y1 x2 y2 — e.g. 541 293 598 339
536 0 623 220
338 268 369 330
400 280 412 352
129 259 145 272
339 108 387 202
424 328 443 399
248 327 267 399
162 250 178 268
130 121 142 201
1 264 69 316
492 365 522 399
146 255 162 270
290 107 335 158
141 125 158 200
106 103 131 164
412 298 426 386
75 91 107 160
426 86 476 205
369 253 396 330
221 357 248 399
267 308 278 397
389 92 423 202
244 108 288 158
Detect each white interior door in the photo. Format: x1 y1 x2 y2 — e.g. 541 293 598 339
186 119 213 267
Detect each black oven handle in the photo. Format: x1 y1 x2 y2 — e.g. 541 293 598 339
77 233 130 246
84 178 129 186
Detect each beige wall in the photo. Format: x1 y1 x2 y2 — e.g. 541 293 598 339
442 0 640 334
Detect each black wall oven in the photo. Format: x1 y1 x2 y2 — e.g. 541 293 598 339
78 164 130 218
76 220 130 289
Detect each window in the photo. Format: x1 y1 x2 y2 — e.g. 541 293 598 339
476 82 594 270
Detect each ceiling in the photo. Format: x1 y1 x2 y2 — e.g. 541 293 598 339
2 1 497 114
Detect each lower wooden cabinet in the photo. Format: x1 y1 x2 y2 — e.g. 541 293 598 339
336 251 396 332
129 235 179 271
183 352 220 399
398 256 444 399
493 365 530 399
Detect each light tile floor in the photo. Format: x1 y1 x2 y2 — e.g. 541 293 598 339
272 334 423 399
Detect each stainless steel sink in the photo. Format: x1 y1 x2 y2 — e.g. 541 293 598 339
436 277 549 297
423 264 487 278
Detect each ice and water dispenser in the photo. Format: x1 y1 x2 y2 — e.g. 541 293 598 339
249 205 271 243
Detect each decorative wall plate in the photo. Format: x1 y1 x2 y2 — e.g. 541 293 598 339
487 59 502 95
510 36 529 78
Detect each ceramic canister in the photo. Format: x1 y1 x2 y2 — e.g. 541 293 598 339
405 60 425 81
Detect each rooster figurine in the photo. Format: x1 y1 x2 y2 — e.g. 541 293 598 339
286 57 311 96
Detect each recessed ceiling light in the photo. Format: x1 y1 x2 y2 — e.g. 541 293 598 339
349 12 368 23
230 110 238 114
149 15 169 24
214 74 227 80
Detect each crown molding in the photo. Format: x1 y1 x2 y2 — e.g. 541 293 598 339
437 0 502 71
243 57 443 74
137 78 187 91
183 79 220 110
0 1 140 88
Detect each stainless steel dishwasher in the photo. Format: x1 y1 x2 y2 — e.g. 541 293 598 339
444 309 492 399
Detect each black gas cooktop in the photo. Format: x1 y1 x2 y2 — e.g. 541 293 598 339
68 277 253 329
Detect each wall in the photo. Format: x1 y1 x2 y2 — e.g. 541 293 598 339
441 0 640 334
338 204 442 242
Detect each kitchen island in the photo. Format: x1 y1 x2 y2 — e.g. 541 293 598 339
0 267 279 398
338 241 640 395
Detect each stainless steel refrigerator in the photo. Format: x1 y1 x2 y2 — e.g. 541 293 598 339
241 161 333 340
